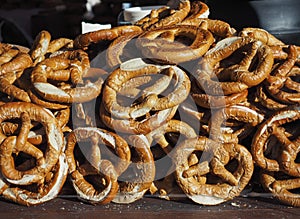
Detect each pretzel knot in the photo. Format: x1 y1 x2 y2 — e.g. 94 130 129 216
0 102 67 206
112 134 155 204
136 25 214 64
65 127 131 204
251 106 300 176
31 50 104 103
195 36 274 95
174 136 254 205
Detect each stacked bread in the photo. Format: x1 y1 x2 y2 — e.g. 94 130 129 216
0 0 299 207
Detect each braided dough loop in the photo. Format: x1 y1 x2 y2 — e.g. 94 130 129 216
113 134 155 204
136 25 214 64
209 105 265 143
195 36 273 95
0 153 68 206
31 50 104 103
103 58 190 119
0 102 64 185
174 136 253 205
74 25 142 49
65 127 131 204
251 106 300 175
261 170 300 207
135 0 190 30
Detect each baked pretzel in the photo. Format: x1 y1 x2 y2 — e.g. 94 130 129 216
261 170 300 207
195 36 273 95
74 25 142 49
102 58 190 119
29 30 51 65
0 153 68 206
65 127 131 204
136 25 214 64
239 27 285 46
265 45 300 105
174 136 254 205
31 50 105 103
180 18 236 38
135 0 190 30
209 105 265 143
183 0 209 20
251 106 300 176
112 134 155 203
0 102 64 184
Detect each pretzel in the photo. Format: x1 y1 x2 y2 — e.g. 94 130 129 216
46 38 73 54
183 0 209 20
106 31 143 69
99 103 178 135
0 102 65 186
112 134 155 203
265 46 300 105
174 136 254 205
251 106 300 176
31 50 105 103
0 153 68 206
209 105 264 143
180 18 236 38
74 25 142 49
136 25 214 64
29 30 51 65
102 58 190 119
190 77 248 109
0 46 32 75
195 36 273 96
261 170 300 207
65 127 131 204
135 0 190 30
239 27 285 46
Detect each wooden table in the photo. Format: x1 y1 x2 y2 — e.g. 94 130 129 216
1 191 299 219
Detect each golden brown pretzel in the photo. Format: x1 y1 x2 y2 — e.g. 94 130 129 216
74 25 142 49
135 0 190 30
136 25 214 64
106 31 143 69
0 102 64 185
265 45 300 105
209 105 265 143
31 50 105 103
0 153 68 206
112 134 155 203
99 103 178 135
261 170 300 207
65 127 131 204
184 0 210 20
29 30 51 65
195 36 273 95
180 18 236 38
239 27 285 46
251 106 300 175
174 136 253 205
102 58 190 119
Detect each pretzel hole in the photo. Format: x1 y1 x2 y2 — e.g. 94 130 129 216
224 158 239 174
15 153 36 171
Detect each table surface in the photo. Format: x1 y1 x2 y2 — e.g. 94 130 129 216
1 187 299 219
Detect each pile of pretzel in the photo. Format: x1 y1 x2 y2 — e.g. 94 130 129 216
0 0 299 207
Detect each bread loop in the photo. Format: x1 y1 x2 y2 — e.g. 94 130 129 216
112 134 155 204
31 51 105 103
195 36 273 96
0 102 64 185
74 25 142 49
136 25 214 64
65 127 131 204
209 105 265 143
0 152 68 206
135 0 190 30
174 136 253 205
251 106 300 175
261 170 300 207
102 58 190 119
